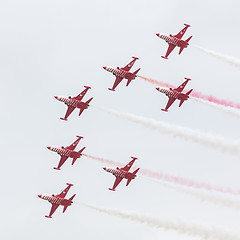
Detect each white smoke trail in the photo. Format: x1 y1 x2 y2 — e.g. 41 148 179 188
191 97 240 118
142 176 240 212
98 107 240 156
194 45 240 69
81 202 240 240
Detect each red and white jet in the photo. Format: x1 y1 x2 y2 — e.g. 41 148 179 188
38 183 75 218
156 24 192 59
47 136 85 170
156 78 193 112
103 157 140 191
103 57 140 91
55 86 93 120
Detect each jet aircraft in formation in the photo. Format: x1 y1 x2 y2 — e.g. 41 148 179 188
38 183 75 218
55 86 93 120
103 57 140 91
103 157 140 191
47 136 85 170
156 78 193 112
156 24 192 59
39 23 194 219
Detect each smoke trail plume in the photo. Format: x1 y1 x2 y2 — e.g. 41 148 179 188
81 203 240 240
144 178 240 212
98 107 240 156
84 154 240 196
83 154 122 166
194 45 240 69
139 75 240 109
191 97 240 118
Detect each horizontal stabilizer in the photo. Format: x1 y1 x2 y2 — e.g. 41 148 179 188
132 168 140 175
186 89 193 96
185 36 192 43
85 97 93 105
133 68 141 75
126 178 132 186
179 99 185 107
68 194 76 201
126 79 132 87
179 47 185 55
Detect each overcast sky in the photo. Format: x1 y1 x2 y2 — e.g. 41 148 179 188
1 0 240 239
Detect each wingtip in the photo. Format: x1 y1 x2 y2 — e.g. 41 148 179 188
66 183 74 186
161 56 168 59
84 85 91 89
184 77 191 81
132 56 139 60
53 167 61 170
76 136 83 139
60 117 67 121
108 88 115 91
131 157 138 160
161 109 168 112
108 188 116 191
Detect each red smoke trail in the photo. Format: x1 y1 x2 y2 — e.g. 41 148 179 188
138 76 240 109
84 154 240 196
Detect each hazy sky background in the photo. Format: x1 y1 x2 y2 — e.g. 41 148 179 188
1 0 240 239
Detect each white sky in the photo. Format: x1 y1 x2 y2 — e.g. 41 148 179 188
1 0 240 239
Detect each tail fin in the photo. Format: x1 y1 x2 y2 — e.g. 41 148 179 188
63 194 76 213
179 36 192 55
126 168 139 186
72 147 85 165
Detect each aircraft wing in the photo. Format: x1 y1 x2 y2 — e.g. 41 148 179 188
173 25 189 39
121 57 138 72
109 76 124 91
73 87 90 101
174 79 190 92
66 136 82 151
162 44 176 59
55 156 69 170
110 176 124 190
62 106 76 120
163 97 176 111
121 159 136 172
57 184 73 198
47 203 60 218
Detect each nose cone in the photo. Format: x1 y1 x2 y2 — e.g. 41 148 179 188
38 195 42 198
54 96 58 99
156 33 160 37
103 66 107 70
103 167 107 171
47 146 51 150
156 87 160 91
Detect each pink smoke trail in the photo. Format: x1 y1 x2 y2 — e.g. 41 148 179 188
138 76 240 109
84 154 240 196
